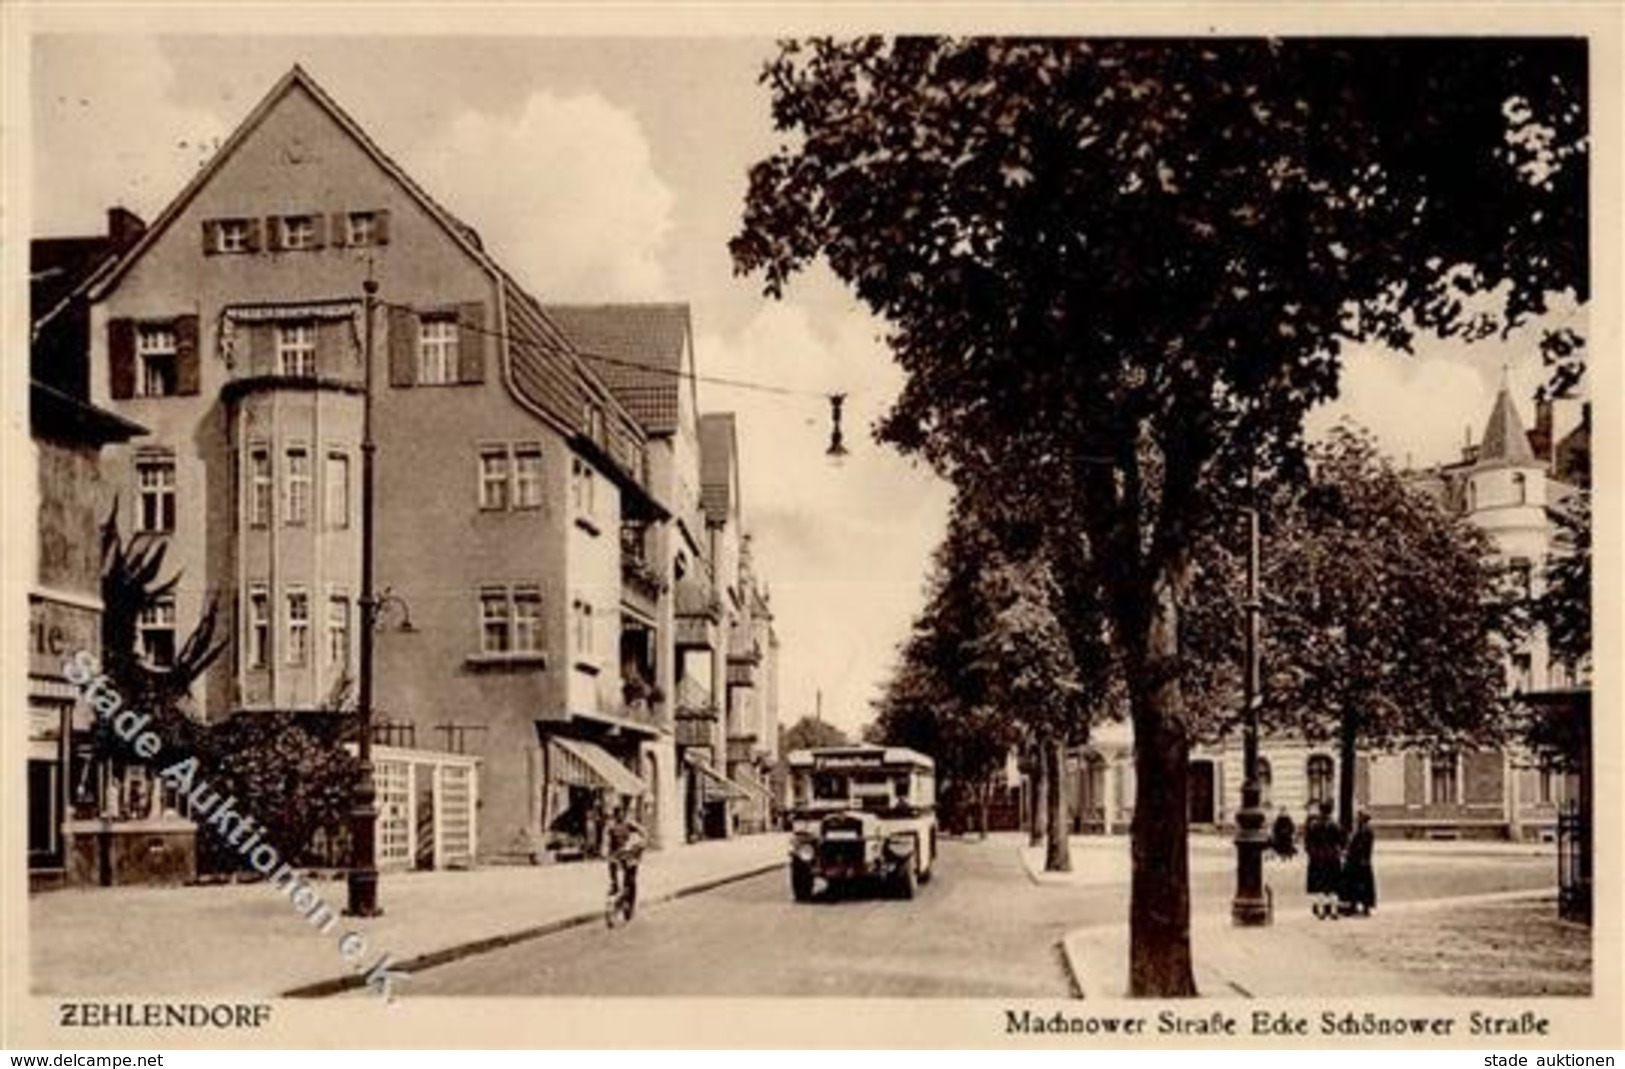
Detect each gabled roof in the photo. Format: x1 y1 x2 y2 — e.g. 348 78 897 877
699 412 739 522
543 304 690 436
1476 385 1538 469
85 64 648 459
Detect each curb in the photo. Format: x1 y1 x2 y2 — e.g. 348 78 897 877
281 858 787 998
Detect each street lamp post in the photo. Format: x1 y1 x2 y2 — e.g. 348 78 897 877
346 278 382 918
1231 474 1270 926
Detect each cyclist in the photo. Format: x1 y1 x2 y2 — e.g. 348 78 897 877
603 804 648 919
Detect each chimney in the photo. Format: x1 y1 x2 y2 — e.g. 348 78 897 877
1461 424 1479 465
1534 397 1555 461
106 206 146 251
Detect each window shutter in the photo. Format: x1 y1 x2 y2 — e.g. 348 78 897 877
202 221 220 255
174 315 201 395
388 306 417 387
263 217 283 253
457 302 486 384
250 323 276 376
245 219 263 253
310 214 327 250
108 318 136 399
373 209 391 245
329 213 348 247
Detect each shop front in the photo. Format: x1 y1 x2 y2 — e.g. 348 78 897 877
538 730 651 861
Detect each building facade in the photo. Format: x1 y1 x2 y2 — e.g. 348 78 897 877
81 66 692 867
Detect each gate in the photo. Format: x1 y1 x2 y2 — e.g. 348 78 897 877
1557 798 1590 924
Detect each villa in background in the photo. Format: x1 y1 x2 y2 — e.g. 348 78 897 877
1064 384 1588 842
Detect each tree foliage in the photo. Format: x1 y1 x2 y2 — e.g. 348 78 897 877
1539 487 1591 679
734 37 1585 995
780 715 852 752
97 503 360 871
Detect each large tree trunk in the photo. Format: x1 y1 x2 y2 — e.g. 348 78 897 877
1029 741 1049 847
1338 706 1358 834
1126 567 1198 998
977 779 990 840
1045 737 1072 872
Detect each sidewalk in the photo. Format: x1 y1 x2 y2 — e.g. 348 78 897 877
30 833 787 998
1019 833 1555 888
1062 889 1563 1000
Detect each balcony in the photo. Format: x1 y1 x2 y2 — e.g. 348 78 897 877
621 555 667 603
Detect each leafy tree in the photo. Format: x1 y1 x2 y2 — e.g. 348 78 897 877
96 502 225 785
869 515 1023 838
98 503 359 870
1539 486 1591 680
1196 427 1516 830
780 715 851 752
734 37 1585 994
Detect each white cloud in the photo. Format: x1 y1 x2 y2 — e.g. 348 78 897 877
32 37 226 236
1307 301 1584 469
405 92 675 300
696 289 952 738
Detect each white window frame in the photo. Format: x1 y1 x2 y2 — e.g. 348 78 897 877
572 597 595 657
512 587 542 653
216 219 249 254
286 588 310 667
248 447 273 527
327 594 351 670
285 447 311 527
480 588 513 655
325 451 350 529
346 212 376 246
277 321 317 377
513 445 543 509
247 585 270 669
280 215 315 250
418 318 458 385
138 596 177 668
1306 754 1334 805
135 325 178 398
478 448 510 511
136 457 176 533
1428 752 1461 806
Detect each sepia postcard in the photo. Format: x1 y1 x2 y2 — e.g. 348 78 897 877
3 1 1619 1052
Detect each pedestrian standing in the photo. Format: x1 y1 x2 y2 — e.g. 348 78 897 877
1339 810 1377 916
1304 800 1345 919
1271 807 1298 860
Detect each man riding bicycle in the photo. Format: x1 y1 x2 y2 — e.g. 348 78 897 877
603 804 648 919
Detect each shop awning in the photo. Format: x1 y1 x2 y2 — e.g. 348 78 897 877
693 762 750 803
548 737 647 796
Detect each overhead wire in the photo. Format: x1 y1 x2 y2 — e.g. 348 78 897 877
376 297 844 401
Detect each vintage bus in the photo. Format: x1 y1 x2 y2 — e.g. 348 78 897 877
784 745 937 901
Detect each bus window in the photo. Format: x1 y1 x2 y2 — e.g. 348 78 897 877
813 773 847 801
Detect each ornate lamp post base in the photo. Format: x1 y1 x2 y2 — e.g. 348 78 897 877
1231 797 1271 926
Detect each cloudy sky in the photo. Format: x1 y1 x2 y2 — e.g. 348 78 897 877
29 34 1582 739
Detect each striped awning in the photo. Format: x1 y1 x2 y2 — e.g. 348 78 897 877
548 737 647 796
693 761 750 803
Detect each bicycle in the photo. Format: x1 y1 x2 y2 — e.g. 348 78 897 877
604 844 644 928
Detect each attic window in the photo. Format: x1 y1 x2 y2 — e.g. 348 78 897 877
347 212 376 246
280 215 316 250
217 220 250 254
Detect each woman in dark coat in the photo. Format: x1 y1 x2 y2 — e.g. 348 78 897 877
1304 801 1345 919
1271 807 1298 860
1340 810 1377 916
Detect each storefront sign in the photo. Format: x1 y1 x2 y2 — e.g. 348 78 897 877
29 595 98 678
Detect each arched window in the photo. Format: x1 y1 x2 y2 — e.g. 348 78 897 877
1306 755 1334 805
1513 472 1528 505
1256 757 1273 807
